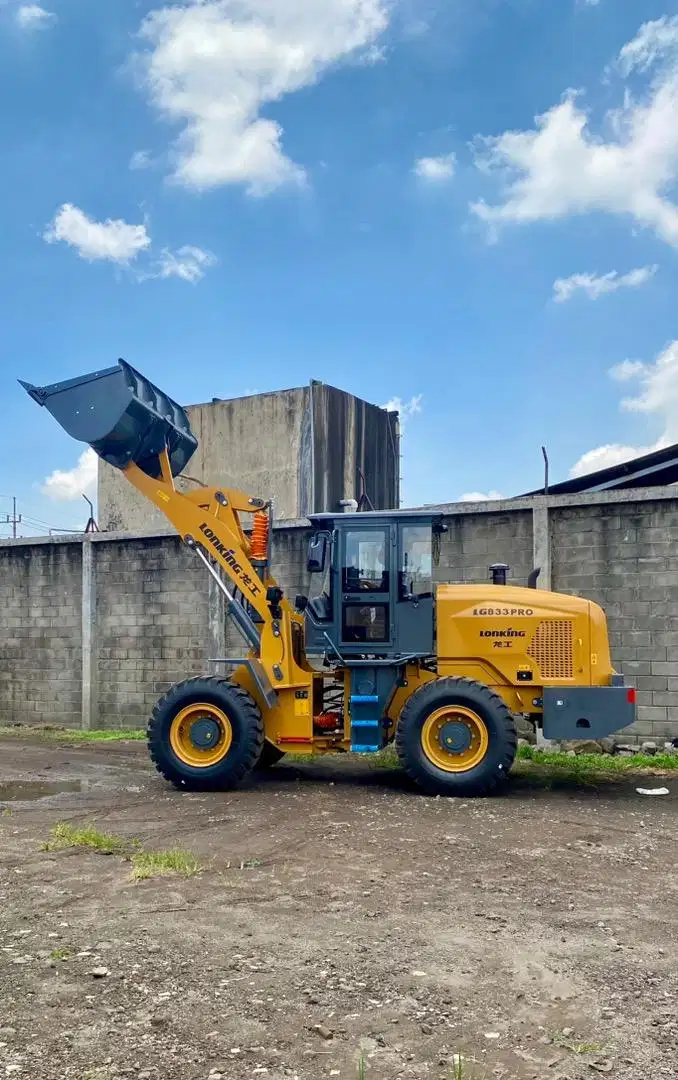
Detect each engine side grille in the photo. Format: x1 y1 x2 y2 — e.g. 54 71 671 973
527 620 574 679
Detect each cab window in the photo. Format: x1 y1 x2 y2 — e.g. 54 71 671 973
342 603 390 643
342 529 389 593
400 525 432 599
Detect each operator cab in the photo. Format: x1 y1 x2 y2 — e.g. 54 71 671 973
301 511 445 660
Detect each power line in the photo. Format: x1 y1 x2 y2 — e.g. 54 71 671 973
0 496 98 539
0 498 21 540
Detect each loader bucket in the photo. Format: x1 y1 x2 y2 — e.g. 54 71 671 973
20 359 198 479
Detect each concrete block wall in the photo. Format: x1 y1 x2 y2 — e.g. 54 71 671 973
434 509 534 587
95 537 210 729
551 499 678 743
0 543 82 726
0 486 676 741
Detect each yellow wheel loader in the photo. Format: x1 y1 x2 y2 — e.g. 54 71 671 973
22 360 637 796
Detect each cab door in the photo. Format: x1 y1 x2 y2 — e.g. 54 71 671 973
339 525 394 653
395 522 435 655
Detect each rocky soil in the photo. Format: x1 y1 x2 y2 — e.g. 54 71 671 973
0 737 677 1080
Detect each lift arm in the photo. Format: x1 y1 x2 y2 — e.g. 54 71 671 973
126 449 283 627
21 359 308 690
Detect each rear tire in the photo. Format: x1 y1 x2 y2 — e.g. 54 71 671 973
396 677 517 796
254 742 286 770
147 676 264 791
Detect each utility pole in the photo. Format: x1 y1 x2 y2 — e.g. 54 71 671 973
1 498 21 539
83 494 99 533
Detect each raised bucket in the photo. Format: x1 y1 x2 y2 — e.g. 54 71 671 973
21 359 198 479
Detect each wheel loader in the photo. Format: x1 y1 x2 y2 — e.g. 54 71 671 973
22 360 636 796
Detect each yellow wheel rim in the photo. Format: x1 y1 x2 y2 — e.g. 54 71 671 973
169 703 233 768
421 706 489 773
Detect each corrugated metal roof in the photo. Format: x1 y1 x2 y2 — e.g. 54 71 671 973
519 442 678 496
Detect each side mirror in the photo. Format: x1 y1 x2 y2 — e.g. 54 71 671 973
307 533 328 573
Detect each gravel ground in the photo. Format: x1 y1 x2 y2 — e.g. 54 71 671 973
0 736 677 1080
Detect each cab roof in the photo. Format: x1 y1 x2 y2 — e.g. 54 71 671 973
308 510 444 526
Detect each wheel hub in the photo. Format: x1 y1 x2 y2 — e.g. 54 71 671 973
438 720 473 755
189 717 222 749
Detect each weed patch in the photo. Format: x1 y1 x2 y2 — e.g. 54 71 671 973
42 822 136 855
515 747 678 788
131 849 201 880
43 821 201 883
0 726 144 743
553 1032 605 1055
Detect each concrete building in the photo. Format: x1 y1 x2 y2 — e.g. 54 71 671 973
98 381 400 532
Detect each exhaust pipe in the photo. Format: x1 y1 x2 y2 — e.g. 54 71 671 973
489 563 509 586
528 567 541 589
20 359 197 480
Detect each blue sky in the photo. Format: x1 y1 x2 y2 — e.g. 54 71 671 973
2 0 678 534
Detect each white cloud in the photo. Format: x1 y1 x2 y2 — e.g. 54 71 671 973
553 264 657 302
459 490 504 502
414 153 456 181
471 17 678 247
136 0 389 194
44 204 151 264
616 340 678 425
617 14 678 75
41 448 98 502
612 358 646 381
569 442 654 477
570 339 678 476
151 245 217 283
16 5 56 29
382 394 423 432
43 204 213 283
129 149 153 170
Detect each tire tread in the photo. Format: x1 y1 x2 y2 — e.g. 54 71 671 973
395 676 517 796
147 676 263 790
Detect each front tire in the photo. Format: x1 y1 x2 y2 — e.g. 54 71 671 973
147 676 264 791
396 677 517 796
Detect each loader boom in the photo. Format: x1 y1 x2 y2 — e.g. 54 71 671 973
122 451 310 691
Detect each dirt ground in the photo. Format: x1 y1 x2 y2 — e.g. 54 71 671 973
0 738 677 1080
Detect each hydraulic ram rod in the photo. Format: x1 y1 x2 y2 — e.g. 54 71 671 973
186 537 261 653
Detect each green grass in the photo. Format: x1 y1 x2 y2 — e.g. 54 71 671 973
42 821 136 855
43 821 201 882
292 742 678 788
515 746 678 787
518 744 678 771
450 1054 482 1080
358 1051 479 1079
358 1050 481 1079
131 849 201 880
0 725 145 742
49 946 71 961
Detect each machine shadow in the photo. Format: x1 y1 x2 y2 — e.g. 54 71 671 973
246 758 655 803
